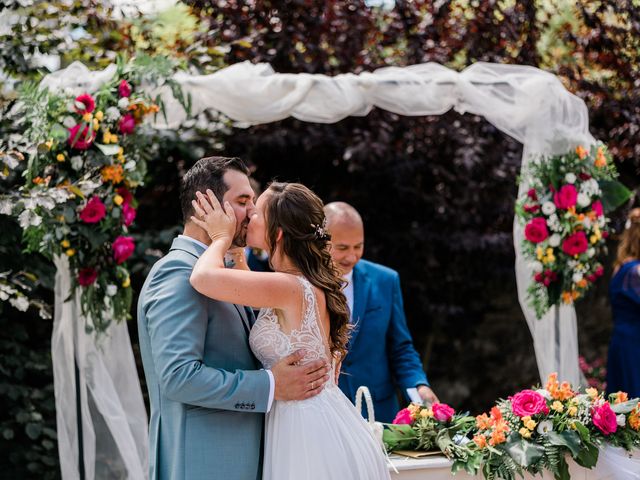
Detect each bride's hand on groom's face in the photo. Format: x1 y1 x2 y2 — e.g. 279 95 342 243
271 350 330 401
191 189 236 244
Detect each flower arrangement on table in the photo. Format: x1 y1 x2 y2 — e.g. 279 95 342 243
470 374 640 480
515 144 630 318
383 402 482 474
0 56 185 333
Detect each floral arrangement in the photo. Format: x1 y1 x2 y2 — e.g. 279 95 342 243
515 144 629 318
0 56 186 333
383 402 482 474
469 374 639 480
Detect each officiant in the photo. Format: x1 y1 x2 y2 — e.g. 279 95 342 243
324 202 439 423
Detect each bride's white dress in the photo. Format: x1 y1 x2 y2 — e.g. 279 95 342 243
249 276 391 480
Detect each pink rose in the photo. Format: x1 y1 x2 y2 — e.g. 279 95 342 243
592 403 617 435
562 231 588 256
524 218 549 244
112 236 135 265
392 408 414 425
510 389 549 417
592 200 604 217
554 184 578 210
118 79 132 98
123 203 136 227
119 114 136 135
78 267 98 287
432 403 455 423
74 93 95 114
79 196 106 223
68 124 96 150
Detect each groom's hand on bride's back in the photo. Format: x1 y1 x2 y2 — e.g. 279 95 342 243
272 350 330 401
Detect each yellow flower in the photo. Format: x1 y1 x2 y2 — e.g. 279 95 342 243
536 246 544 260
56 153 65 162
551 401 564 413
110 134 119 143
82 112 93 122
94 111 104 121
45 139 54 149
519 427 532 439
526 419 537 430
521 416 531 423
567 406 578 416
569 421 577 430
122 276 131 288
113 194 124 206
93 118 100 130
420 408 432 418
60 239 70 248
118 147 124 155
586 387 598 399
103 130 112 144
65 248 76 257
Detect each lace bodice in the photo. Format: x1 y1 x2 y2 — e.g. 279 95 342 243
249 276 330 371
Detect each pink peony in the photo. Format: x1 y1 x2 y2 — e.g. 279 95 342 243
118 79 132 98
116 187 133 205
510 389 549 417
592 402 617 435
392 408 414 425
118 114 136 135
74 93 95 114
79 196 106 223
122 203 136 227
592 200 604 217
562 231 589 256
78 267 98 287
432 403 455 423
68 124 96 150
524 218 549 244
554 184 578 210
112 235 135 264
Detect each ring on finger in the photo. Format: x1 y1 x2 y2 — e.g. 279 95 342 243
311 381 315 389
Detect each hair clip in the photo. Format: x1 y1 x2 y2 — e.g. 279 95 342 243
311 218 329 241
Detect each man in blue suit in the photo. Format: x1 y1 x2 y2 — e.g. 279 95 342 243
138 156 329 480
325 202 439 423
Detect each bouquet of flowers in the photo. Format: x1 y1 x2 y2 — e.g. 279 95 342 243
471 374 640 480
515 144 629 318
383 402 482 474
0 56 186 333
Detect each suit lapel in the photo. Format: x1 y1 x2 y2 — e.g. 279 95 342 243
350 263 370 346
233 304 251 336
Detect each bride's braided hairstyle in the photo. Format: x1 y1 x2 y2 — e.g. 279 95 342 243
264 182 351 360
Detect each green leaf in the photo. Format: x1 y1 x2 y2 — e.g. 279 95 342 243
95 143 121 156
611 400 638 414
49 123 68 141
554 456 570 480
599 179 632 212
575 440 599 468
547 430 581 457
382 424 418 451
504 434 545 467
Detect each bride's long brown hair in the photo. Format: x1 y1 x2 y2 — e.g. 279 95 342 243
264 182 351 360
615 208 640 268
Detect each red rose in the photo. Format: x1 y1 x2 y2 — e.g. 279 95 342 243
68 124 96 150
116 187 133 205
595 265 604 277
123 203 136 227
432 403 455 423
579 173 592 181
119 114 136 135
602 231 609 239
562 231 588 256
534 272 544 282
78 267 98 287
527 188 538 201
118 79 132 98
553 184 577 210
510 389 549 417
592 200 604 217
524 204 540 213
112 236 135 264
524 218 549 243
592 403 617 435
74 93 95 114
79 196 106 223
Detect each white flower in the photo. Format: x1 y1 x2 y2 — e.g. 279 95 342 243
106 285 118 297
617 414 626 427
117 97 129 109
9 295 29 312
565 173 577 184
588 248 595 258
35 195 55 211
70 156 84 171
62 116 76 128
78 179 101 196
572 272 583 283
536 389 552 400
542 202 556 215
0 199 12 215
577 193 591 208
530 261 544 273
537 419 553 435
124 160 136 171
18 210 42 228
105 106 120 122
549 234 561 247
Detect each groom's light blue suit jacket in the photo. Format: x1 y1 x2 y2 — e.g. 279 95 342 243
137 236 271 480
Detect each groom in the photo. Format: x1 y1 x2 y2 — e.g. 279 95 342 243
137 156 329 480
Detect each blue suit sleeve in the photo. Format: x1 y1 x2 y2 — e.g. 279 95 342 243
386 272 429 390
142 258 271 412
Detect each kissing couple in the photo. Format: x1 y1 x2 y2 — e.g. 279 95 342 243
137 156 391 480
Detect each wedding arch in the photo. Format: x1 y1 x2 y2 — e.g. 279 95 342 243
34 59 599 478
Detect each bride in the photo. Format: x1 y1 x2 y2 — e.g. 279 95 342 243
189 182 391 480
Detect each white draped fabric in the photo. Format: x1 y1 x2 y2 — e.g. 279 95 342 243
41 60 597 477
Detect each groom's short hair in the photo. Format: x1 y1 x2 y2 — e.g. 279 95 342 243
180 156 250 223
